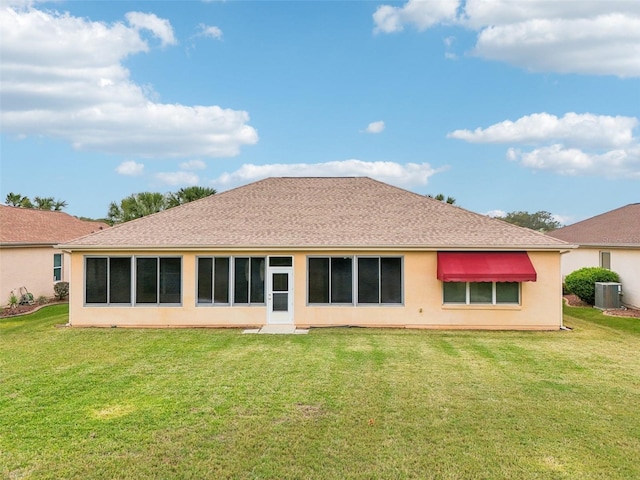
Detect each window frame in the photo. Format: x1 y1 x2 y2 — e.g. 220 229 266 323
53 253 63 282
196 256 266 307
600 251 611 270
442 281 521 305
307 255 404 306
84 255 182 306
196 256 232 305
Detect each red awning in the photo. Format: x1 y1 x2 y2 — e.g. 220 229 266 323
437 252 537 282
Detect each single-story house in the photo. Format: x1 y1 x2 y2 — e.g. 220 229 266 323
548 203 640 309
0 205 109 304
59 177 571 330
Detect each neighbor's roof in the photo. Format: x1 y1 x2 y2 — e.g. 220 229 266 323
0 205 109 245
548 203 640 246
61 177 569 250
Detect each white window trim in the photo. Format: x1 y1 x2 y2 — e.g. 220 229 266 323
443 281 520 306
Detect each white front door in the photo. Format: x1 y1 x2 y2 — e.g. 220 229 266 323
267 266 294 325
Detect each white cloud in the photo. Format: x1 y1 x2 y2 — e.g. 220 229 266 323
484 209 506 218
198 23 223 40
364 121 385 134
125 11 177 46
509 144 640 178
373 0 459 34
180 159 207 171
0 5 258 158
212 159 443 189
155 171 200 186
116 160 144 176
373 0 640 77
448 113 638 149
450 112 640 179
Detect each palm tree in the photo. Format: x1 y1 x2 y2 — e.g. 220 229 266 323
166 186 216 208
53 199 68 211
34 196 55 210
107 192 167 224
428 193 457 205
5 192 24 206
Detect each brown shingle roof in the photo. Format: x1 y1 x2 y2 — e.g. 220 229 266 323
0 205 109 245
548 203 640 246
62 177 568 250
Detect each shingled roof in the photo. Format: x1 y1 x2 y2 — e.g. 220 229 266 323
61 177 569 250
548 203 640 246
0 205 109 245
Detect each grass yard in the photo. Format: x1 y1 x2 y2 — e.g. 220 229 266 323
2 305 640 479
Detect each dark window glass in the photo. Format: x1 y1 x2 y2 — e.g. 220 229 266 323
381 257 402 304
250 257 265 303
470 282 492 303
53 253 63 281
331 257 353 303
443 282 466 303
213 257 230 303
496 282 519 304
358 257 379 304
273 293 288 311
308 258 329 303
269 256 293 267
110 257 131 303
159 258 181 303
136 258 158 304
234 258 249 304
86 257 107 303
198 258 213 303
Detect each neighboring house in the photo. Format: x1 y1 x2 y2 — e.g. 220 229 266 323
548 203 640 309
60 177 570 330
0 205 108 304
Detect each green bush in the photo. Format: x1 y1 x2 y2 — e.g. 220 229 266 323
565 267 620 305
53 281 69 300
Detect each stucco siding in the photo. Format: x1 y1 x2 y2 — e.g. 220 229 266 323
69 249 562 330
0 246 66 304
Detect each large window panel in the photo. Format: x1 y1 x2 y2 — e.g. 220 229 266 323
160 258 181 303
443 282 466 304
198 258 213 303
86 257 107 303
358 257 379 304
234 257 265 305
381 257 402 304
110 257 131 304
53 253 63 282
234 258 249 304
308 258 329 304
136 258 158 304
470 282 492 303
213 257 230 304
496 282 519 304
250 257 265 303
331 257 353 304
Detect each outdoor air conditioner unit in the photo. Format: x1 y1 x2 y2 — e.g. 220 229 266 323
595 282 622 310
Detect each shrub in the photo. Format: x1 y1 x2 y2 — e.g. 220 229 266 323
8 292 18 309
54 282 69 300
565 267 620 305
37 296 49 305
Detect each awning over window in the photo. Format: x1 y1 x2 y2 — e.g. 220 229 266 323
437 252 537 282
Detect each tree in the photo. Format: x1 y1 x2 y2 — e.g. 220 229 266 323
53 199 68 211
107 192 167 225
497 211 562 232
166 186 216 208
428 193 457 205
33 196 55 210
107 187 217 224
5 192 33 208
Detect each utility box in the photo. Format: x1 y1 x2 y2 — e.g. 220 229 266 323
595 282 622 309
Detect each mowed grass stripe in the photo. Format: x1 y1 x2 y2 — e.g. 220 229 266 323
1 304 639 479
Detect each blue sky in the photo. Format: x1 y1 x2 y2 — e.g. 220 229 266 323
1 0 639 223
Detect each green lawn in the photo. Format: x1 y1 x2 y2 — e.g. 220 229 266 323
2 304 639 479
